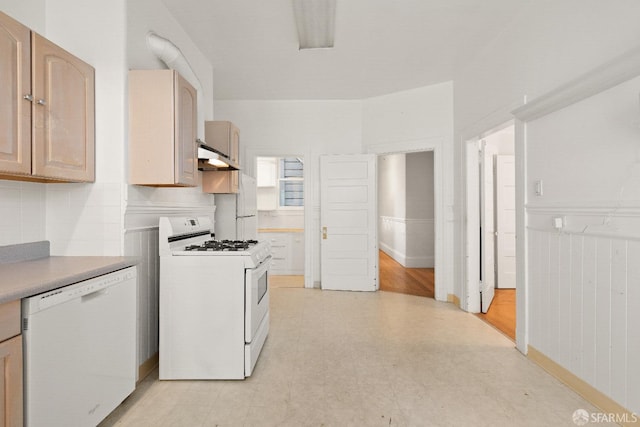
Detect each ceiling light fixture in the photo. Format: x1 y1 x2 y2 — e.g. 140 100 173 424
292 0 336 50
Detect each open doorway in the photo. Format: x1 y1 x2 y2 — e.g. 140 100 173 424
377 151 435 298
467 125 516 340
256 156 305 288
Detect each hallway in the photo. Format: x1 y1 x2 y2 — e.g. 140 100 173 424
379 250 434 298
101 288 605 426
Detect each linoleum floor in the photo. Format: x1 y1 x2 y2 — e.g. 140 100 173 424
100 288 610 427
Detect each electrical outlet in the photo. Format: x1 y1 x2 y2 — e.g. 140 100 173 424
553 216 565 229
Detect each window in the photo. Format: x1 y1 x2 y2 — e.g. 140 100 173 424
279 158 304 207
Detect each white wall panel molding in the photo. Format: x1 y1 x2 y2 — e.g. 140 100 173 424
527 226 640 243
527 202 640 217
379 216 434 225
513 45 640 122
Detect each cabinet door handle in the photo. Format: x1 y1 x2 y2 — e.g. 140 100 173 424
23 94 34 102
37 99 47 105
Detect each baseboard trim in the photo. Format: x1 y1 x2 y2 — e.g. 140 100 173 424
379 243 406 266
527 346 637 426
447 293 460 308
137 352 158 384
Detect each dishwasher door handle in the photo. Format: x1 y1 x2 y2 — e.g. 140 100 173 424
81 289 109 303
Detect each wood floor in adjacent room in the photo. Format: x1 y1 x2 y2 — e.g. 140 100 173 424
379 250 434 298
476 289 516 341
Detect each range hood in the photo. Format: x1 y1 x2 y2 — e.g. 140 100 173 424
197 140 240 171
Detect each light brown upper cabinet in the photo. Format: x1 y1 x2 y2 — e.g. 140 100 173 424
202 121 239 193
129 69 197 187
204 121 239 164
0 11 95 183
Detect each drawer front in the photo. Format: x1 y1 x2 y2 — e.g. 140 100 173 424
0 300 20 341
270 258 286 272
270 245 287 259
265 234 288 246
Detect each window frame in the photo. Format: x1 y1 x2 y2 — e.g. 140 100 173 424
277 157 304 210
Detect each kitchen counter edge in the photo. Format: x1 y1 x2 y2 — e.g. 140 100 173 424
0 256 140 304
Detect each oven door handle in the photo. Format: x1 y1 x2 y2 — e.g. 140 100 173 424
252 255 272 276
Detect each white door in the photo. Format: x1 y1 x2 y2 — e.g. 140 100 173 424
320 154 377 291
480 144 497 312
495 155 516 289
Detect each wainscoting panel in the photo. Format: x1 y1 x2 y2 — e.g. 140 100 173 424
528 227 639 412
378 216 434 268
124 227 159 373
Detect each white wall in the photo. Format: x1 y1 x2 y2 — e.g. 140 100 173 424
453 0 640 413
453 0 640 299
378 153 406 263
214 100 363 285
0 0 128 254
1 0 217 367
483 126 514 155
525 76 640 413
363 83 453 299
406 151 434 267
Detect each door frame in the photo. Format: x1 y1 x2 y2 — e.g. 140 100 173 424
246 148 313 288
367 139 446 302
460 101 528 354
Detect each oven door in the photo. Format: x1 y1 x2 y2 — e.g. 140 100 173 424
245 255 271 343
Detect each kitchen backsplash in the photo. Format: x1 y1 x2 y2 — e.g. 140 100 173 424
0 180 46 246
46 183 122 256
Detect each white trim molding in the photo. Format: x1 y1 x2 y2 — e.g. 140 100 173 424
366 138 447 301
512 45 640 121
366 136 443 155
526 202 640 218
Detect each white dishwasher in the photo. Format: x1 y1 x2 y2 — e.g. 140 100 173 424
22 266 137 427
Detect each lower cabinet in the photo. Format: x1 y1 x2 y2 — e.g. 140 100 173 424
0 301 22 427
259 231 304 275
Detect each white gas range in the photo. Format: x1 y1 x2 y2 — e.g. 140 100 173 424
159 216 271 379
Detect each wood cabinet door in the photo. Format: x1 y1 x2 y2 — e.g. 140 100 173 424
229 124 239 163
0 335 23 427
0 12 31 176
174 72 197 186
32 33 95 182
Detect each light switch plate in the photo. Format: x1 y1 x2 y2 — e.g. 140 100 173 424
535 180 543 196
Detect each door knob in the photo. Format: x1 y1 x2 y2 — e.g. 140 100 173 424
322 227 327 240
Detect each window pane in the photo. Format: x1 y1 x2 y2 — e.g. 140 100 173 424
280 158 304 178
280 179 304 207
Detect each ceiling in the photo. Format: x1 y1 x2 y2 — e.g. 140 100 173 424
161 0 532 100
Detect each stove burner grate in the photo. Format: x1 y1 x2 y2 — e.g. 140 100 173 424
184 239 259 252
